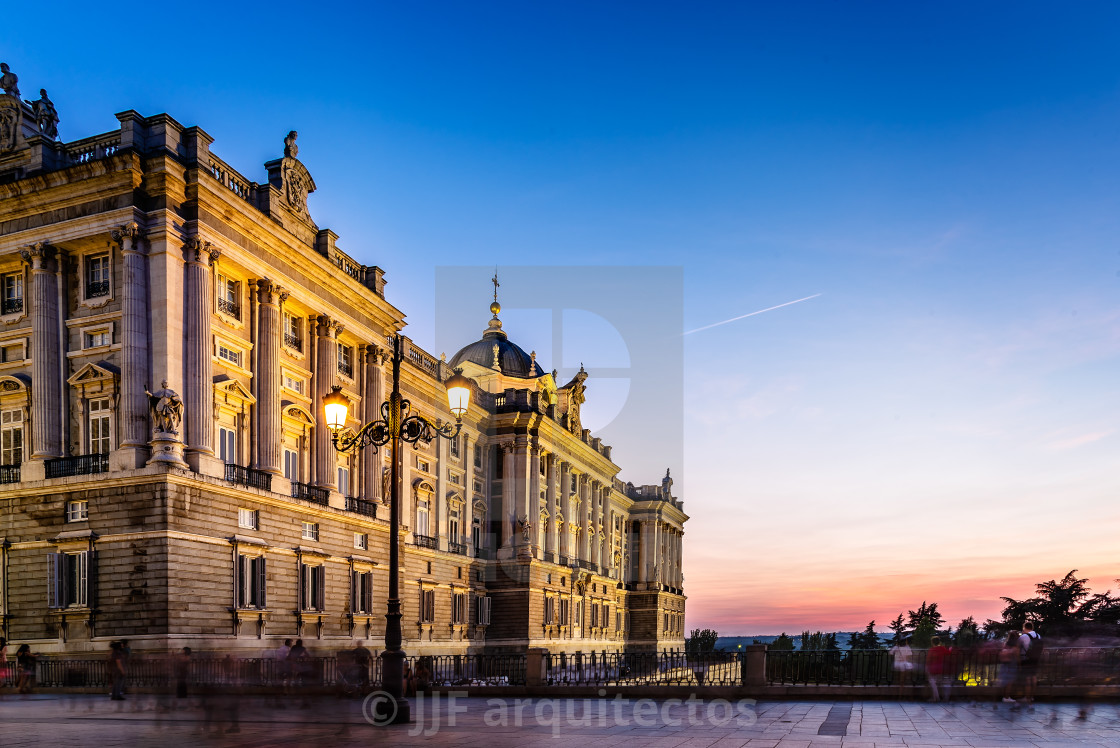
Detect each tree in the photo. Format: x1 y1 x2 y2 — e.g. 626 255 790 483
997 570 1120 639
907 601 944 632
800 631 839 651
953 617 980 647
888 613 908 645
685 628 719 653
848 620 883 650
769 633 796 651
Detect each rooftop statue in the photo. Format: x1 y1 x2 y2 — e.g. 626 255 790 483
284 130 299 158
26 89 58 140
0 63 19 98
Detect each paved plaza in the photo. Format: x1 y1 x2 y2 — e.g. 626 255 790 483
2 694 1120 747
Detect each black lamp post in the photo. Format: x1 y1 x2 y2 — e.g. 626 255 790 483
324 334 471 724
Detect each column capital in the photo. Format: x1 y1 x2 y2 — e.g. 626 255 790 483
20 242 53 269
112 222 144 249
363 343 382 363
184 237 219 265
255 278 283 305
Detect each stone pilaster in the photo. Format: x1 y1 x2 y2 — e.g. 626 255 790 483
181 239 223 477
529 444 541 553
545 453 558 555
500 442 516 550
23 243 61 462
360 344 383 501
106 223 150 470
311 315 338 489
252 279 283 477
559 461 571 558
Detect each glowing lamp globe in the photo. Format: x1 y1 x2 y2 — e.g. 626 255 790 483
445 371 472 420
323 386 350 431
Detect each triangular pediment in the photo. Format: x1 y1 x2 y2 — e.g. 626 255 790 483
213 374 255 404
67 361 119 386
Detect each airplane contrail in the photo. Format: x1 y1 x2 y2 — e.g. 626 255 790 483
683 293 822 335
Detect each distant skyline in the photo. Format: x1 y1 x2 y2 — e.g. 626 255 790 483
9 1 1120 633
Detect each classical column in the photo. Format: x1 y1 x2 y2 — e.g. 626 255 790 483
181 238 221 475
558 461 571 559
545 454 558 556
312 315 339 489
500 442 516 548
23 243 61 462
360 344 383 501
253 279 283 476
637 519 650 584
529 444 541 552
580 475 591 562
588 481 599 566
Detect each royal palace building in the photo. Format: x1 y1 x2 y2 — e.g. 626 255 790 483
0 65 687 656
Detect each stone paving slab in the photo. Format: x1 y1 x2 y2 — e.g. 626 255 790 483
0 695 1118 747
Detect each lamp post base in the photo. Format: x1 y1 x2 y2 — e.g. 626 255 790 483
373 695 412 725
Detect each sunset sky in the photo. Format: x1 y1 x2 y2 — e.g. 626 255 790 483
12 1 1120 632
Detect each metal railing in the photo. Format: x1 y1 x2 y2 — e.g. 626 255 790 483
45 454 108 479
557 555 569 566
577 559 598 573
225 464 272 491
0 464 19 484
338 360 353 378
1 297 22 314
448 540 467 555
283 332 302 351
345 497 377 518
475 548 491 560
86 280 110 298
217 297 240 319
292 482 329 505
542 551 556 563
546 650 739 687
413 534 439 550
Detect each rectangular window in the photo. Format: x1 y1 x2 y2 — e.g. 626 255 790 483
449 435 460 459
89 397 110 455
283 312 302 351
217 274 240 318
337 343 353 378
544 596 555 625
417 458 430 473
236 554 267 609
354 532 368 550
217 343 242 367
282 372 304 394
476 595 491 625
300 562 325 611
1 408 22 465
66 500 88 522
47 551 93 608
449 511 460 542
238 508 258 530
452 592 467 624
416 500 430 538
1 272 22 314
473 444 482 468
616 611 622 631
351 570 374 614
219 427 237 464
84 329 110 349
559 598 570 626
283 449 298 480
338 466 350 497
420 588 436 623
301 522 319 541
575 602 582 626
0 343 22 363
448 471 461 485
86 254 110 298
591 603 599 628
473 479 483 495
471 519 481 551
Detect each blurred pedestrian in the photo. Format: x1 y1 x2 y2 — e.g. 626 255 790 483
926 636 952 702
0 637 8 690
998 632 1020 704
1018 622 1043 708
890 635 914 698
175 647 192 698
353 641 372 692
16 644 36 694
109 641 127 700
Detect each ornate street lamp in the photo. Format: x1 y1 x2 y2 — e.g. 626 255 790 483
325 334 470 725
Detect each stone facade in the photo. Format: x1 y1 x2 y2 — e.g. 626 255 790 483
0 68 687 656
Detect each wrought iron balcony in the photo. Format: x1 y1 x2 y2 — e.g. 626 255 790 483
577 559 599 573
292 481 329 505
542 551 556 563
413 534 438 550
216 297 240 319
1 297 22 315
283 332 302 351
557 555 569 566
86 280 110 298
0 464 20 483
474 547 491 560
224 464 272 491
338 360 353 378
448 540 467 555
345 497 377 518
45 454 108 479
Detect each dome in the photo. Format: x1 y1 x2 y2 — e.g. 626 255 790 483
449 327 545 379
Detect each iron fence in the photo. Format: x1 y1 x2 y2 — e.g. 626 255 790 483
225 464 272 491
345 497 378 517
45 453 108 479
546 650 739 687
292 482 329 504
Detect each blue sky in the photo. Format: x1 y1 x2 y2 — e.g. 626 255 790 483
8 1 1120 631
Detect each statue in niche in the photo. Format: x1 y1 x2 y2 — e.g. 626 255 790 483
26 89 58 139
0 63 19 98
381 466 391 503
284 130 299 158
146 381 184 434
516 515 532 543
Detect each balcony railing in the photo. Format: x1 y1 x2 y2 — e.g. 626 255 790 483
542 551 556 563
577 559 599 573
86 281 110 298
0 464 20 483
448 540 467 555
557 555 569 566
224 464 272 491
45 454 108 479
338 360 353 378
346 497 377 518
413 534 439 551
217 297 240 319
292 482 329 505
283 333 302 351
1 297 22 315
475 548 491 560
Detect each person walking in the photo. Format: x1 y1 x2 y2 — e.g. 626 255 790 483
109 641 127 700
926 636 952 702
890 636 914 698
998 632 1020 705
0 637 8 691
16 644 36 694
174 647 192 699
1017 622 1043 708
